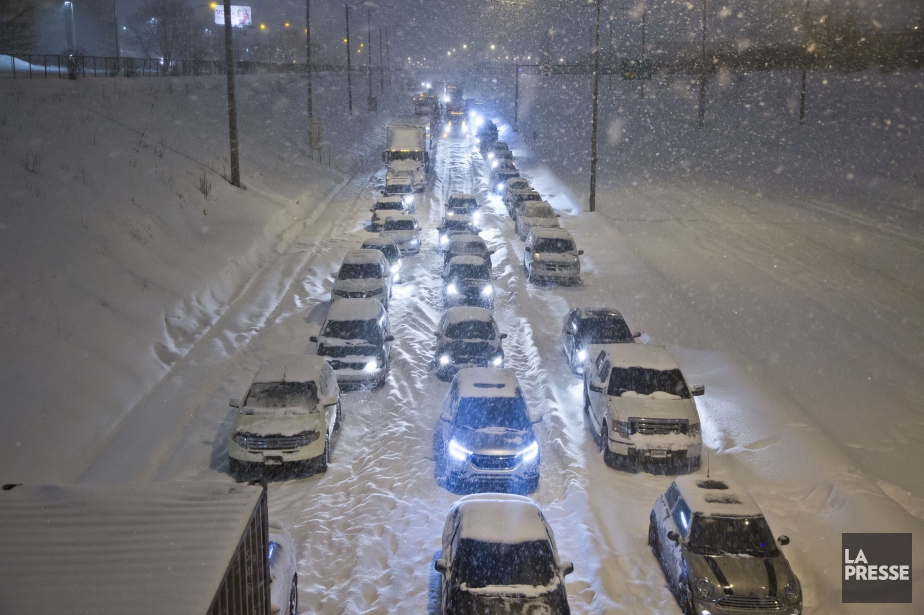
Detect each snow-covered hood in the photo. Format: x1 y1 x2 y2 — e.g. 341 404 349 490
687 552 798 603
387 160 422 174
450 426 532 456
520 217 560 230
608 395 699 422
317 338 381 355
451 277 493 292
233 405 322 438
535 252 579 266
332 278 385 293
383 230 418 243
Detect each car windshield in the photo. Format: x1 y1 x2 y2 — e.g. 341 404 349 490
375 202 404 211
363 244 399 262
444 219 472 231
524 206 555 218
386 184 413 194
246 381 317 408
384 219 416 231
519 194 541 203
451 241 487 254
581 317 632 344
321 319 382 342
450 263 490 280
449 198 477 209
688 515 780 558
607 367 691 398
389 151 422 161
454 395 531 431
445 320 495 340
339 263 381 280
455 539 555 588
508 181 529 191
533 238 575 253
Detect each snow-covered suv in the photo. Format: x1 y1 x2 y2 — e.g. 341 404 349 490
561 307 641 375
381 214 421 255
584 345 704 473
360 236 402 282
649 476 802 615
331 249 392 309
443 233 494 269
524 227 583 285
228 355 341 478
442 255 495 309
506 189 542 219
502 177 531 205
311 298 394 389
382 177 415 211
435 368 542 492
516 201 560 240
369 196 408 231
434 494 573 615
434 307 506 379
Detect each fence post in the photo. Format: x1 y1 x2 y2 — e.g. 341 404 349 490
44 55 48 79
57 55 61 78
28 55 32 79
11 54 15 79
93 56 96 76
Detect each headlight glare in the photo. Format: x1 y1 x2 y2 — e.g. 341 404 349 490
448 439 471 461
517 441 539 463
492 354 503 366
439 354 451 366
481 285 493 296
447 283 459 295
363 359 378 372
577 349 587 361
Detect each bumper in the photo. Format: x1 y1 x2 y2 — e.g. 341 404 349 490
436 357 502 379
228 438 324 475
446 457 540 486
693 598 802 615
530 267 581 283
331 367 386 389
606 436 702 473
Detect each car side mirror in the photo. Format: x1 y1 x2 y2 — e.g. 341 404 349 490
667 531 681 544
633 331 642 339
778 535 790 546
488 249 495 256
578 250 584 255
440 413 451 422
560 561 574 576
500 333 508 339
434 558 448 573
309 335 318 343
384 335 395 343
369 209 375 212
532 416 543 424
229 398 241 408
691 385 705 397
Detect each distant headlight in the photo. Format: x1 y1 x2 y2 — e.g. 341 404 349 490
439 354 451 366
363 359 378 372
577 349 587 361
391 262 401 273
491 160 498 168
496 183 504 191
447 283 459 295
492 354 503 366
448 439 471 461
440 234 449 245
481 285 493 297
366 287 384 296
403 194 414 204
409 238 419 245
517 441 539 463
487 152 494 160
783 580 801 605
693 577 714 601
472 212 482 225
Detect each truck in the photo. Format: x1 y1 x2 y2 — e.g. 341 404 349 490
382 117 433 192
413 91 440 122
445 83 466 118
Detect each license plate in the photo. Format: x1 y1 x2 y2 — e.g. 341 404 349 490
263 456 283 465
649 449 669 458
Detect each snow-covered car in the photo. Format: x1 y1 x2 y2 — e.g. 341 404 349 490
443 233 494 269
435 368 542 491
310 298 394 389
447 193 479 216
524 227 583 285
228 355 341 478
442 118 468 136
268 520 298 615
382 177 416 212
381 214 421 255
501 176 531 203
561 307 640 375
507 189 543 220
476 122 498 149
369 196 408 231
386 159 425 193
648 476 802 615
437 213 479 250
485 141 510 161
492 168 521 194
360 236 402 283
488 161 517 187
516 201 560 240
434 494 573 614
434 307 506 379
331 249 392 309
584 345 704 473
442 255 495 309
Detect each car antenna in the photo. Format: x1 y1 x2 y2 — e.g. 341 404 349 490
706 450 710 478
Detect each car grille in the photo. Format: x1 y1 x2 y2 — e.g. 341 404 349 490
328 360 368 370
470 454 518 470
541 263 576 271
336 291 371 298
237 432 318 450
629 418 689 435
716 596 784 610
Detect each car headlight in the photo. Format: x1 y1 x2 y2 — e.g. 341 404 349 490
439 354 451 366
492 354 503 366
612 420 631 438
472 212 481 225
577 349 587 361
491 160 498 168
487 152 494 160
447 283 459 295
496 183 504 191
783 580 801 604
481 285 493 296
517 441 539 463
363 359 378 372
440 234 449 245
532 252 541 260
403 194 414 204
409 238 419 245
693 576 714 601
688 423 701 437
448 439 471 461
332 289 348 297
391 262 401 273
474 137 480 144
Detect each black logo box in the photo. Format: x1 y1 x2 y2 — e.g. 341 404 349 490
842 533 912 604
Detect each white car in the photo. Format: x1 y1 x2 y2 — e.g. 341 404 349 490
381 214 421 255
501 177 531 205
506 189 542 220
386 159 425 193
515 201 560 240
268 520 298 615
524 227 583 285
437 213 479 250
434 494 573 614
584 345 704 473
382 177 416 212
369 196 408 231
331 249 392 309
434 307 506 379
446 193 482 228
311 298 394 389
228 355 341 478
443 233 494 269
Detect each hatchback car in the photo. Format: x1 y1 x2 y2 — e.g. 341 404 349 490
516 201 560 239
228 355 341 478
360 236 402 282
649 476 802 615
311 298 394 389
268 521 298 615
435 367 542 492
524 227 583 285
506 189 542 219
585 345 704 473
434 307 506 379
443 233 494 269
381 214 421 255
382 177 416 211
331 249 392 308
435 494 573 615
437 213 479 250
562 307 640 375
442 255 495 309
369 196 408 231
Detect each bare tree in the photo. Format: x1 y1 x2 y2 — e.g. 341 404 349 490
0 0 34 53
126 0 203 60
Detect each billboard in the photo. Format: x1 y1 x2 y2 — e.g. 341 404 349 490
214 5 252 27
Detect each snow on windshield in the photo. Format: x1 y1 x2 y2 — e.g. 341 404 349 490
384 219 415 231
455 396 530 431
608 367 691 399
446 320 495 340
339 263 381 280
533 238 575 253
246 382 318 408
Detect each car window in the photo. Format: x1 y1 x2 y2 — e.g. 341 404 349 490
598 360 610 382
687 515 781 557
534 238 576 253
580 317 632 344
321 319 383 342
524 205 555 218
665 483 681 510
671 498 692 538
445 320 495 340
454 539 555 588
384 219 416 231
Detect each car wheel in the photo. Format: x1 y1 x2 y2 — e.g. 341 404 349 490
583 386 591 415
288 574 298 615
317 435 330 473
526 263 534 283
600 423 618 468
648 512 659 551
334 400 342 430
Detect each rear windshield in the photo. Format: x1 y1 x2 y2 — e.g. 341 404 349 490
580 317 632 344
607 367 691 399
386 184 413 194
321 319 383 342
455 539 555 588
363 243 399 262
519 193 541 202
445 320 495 340
339 263 382 279
375 201 404 211
384 219 416 231
451 241 487 254
533 238 575 253
444 219 473 231
449 198 477 209
450 263 491 280
246 381 317 408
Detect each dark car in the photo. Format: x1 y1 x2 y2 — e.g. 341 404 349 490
442 255 495 309
561 307 640 375
434 307 506 380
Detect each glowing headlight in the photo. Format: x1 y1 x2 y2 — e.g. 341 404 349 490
439 354 451 366
440 234 449 245
481 285 493 296
487 152 494 160
491 160 498 168
577 349 587 361
409 238 419 245
403 194 414 204
393 273 400 281
492 355 503 366
517 441 539 463
472 212 482 225
447 283 459 295
496 183 504 191
474 137 481 144
363 359 378 372
391 262 401 273
693 577 714 601
448 439 471 461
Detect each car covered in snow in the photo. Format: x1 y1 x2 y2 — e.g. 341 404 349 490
443 233 494 269
369 196 409 231
442 255 496 309
434 494 573 614
331 249 393 309
648 476 802 615
380 214 422 255
435 368 542 491
268 520 299 615
524 227 583 285
360 236 402 282
489 161 518 188
584 345 703 473
228 355 341 478
501 176 531 203
561 307 640 375
476 121 498 149
492 167 521 194
382 177 416 212
311 298 394 389
385 159 425 194
437 213 479 250
484 141 510 161
434 307 506 379
446 193 482 227
516 201 560 240
507 189 543 220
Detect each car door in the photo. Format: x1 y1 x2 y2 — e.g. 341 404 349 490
380 257 391 297
655 484 680 566
562 310 579 363
587 353 610 432
441 380 460 446
664 496 692 587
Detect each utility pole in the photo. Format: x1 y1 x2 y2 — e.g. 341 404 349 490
698 0 706 127
385 26 390 86
514 65 519 132
640 9 646 98
379 26 384 92
112 0 120 75
608 21 612 90
589 0 601 213
223 0 241 187
367 8 373 111
306 0 314 149
800 0 810 125
345 4 353 116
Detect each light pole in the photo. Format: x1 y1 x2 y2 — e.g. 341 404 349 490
367 8 373 111
589 0 602 213
306 0 315 149
63 1 77 50
699 0 707 127
113 0 120 74
345 4 353 115
223 0 241 187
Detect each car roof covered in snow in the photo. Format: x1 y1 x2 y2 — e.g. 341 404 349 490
454 367 520 398
454 494 549 544
362 235 397 247
603 344 679 371
0 482 265 615
326 297 385 322
253 355 329 385
444 306 494 326
448 233 486 246
515 190 542 199
449 193 476 201
578 307 626 321
342 249 386 264
672 476 763 518
449 254 490 267
505 177 529 186
523 202 555 215
530 226 574 240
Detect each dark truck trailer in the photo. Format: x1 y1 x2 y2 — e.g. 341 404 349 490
0 481 271 615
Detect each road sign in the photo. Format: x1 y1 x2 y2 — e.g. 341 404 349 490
540 61 553 76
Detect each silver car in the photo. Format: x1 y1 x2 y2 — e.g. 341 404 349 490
524 227 583 285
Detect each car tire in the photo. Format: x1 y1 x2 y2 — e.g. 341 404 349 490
583 385 591 415
648 512 659 551
524 475 539 494
316 435 330 473
288 574 298 615
526 263 534 283
600 423 618 468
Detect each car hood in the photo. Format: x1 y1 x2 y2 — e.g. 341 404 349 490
521 217 560 229
451 277 493 291
450 426 532 455
233 405 322 437
688 552 798 602
317 339 381 358
383 230 417 242
607 395 699 422
333 278 384 293
535 252 579 266
441 339 501 357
